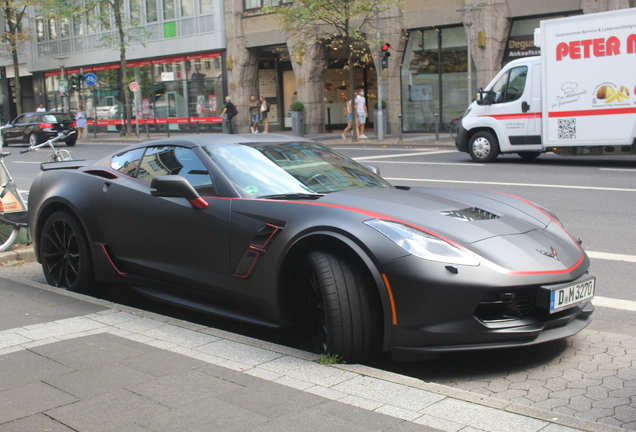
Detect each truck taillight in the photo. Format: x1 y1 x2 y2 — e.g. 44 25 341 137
39 123 54 128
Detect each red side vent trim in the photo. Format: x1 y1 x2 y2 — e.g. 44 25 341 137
99 244 128 276
233 223 284 279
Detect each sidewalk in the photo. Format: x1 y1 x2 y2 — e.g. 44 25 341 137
78 128 458 148
0 261 620 431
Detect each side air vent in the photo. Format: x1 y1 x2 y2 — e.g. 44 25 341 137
438 207 500 222
85 170 119 180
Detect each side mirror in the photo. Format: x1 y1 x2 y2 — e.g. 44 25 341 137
475 88 492 106
150 175 208 209
365 165 381 176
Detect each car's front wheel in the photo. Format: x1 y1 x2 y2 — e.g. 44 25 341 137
468 131 499 162
40 211 93 292
29 133 40 147
302 250 381 363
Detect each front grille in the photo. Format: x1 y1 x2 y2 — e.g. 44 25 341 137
475 288 543 322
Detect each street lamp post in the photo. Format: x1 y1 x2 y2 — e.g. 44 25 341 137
55 57 69 112
457 7 480 107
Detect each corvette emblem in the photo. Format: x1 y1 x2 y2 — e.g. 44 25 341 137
537 247 559 261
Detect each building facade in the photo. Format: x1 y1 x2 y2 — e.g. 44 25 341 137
0 0 632 134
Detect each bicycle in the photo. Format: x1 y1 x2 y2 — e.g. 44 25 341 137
0 131 75 251
20 130 75 162
448 110 464 139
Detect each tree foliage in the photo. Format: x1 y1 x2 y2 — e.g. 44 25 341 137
263 0 401 140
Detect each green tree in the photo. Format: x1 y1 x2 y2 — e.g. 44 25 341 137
264 0 401 141
0 0 40 115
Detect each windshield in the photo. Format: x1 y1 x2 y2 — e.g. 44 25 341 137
204 141 393 198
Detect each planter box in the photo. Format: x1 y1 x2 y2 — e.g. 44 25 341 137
291 110 305 137
373 109 388 137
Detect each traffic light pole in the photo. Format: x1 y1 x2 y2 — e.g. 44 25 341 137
376 15 384 141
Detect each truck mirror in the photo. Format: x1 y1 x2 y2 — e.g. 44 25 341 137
476 88 492 106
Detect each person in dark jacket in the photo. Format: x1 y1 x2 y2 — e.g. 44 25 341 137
221 96 237 134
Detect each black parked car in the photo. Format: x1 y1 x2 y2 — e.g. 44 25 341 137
1 112 77 147
27 134 595 362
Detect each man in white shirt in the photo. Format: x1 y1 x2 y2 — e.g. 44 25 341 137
354 88 368 139
36 103 46 112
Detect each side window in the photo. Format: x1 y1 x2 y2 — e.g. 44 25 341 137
13 115 26 125
111 148 145 177
138 146 216 195
490 66 528 104
505 67 528 102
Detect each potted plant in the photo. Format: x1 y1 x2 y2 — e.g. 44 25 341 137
373 99 388 136
290 101 305 136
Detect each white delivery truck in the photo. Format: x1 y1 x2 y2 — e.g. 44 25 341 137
456 8 636 162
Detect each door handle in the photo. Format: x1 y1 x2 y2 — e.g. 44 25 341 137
521 101 530 113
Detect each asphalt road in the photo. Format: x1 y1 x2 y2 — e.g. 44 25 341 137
4 141 636 429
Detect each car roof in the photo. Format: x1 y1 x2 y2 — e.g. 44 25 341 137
127 133 316 150
21 112 68 116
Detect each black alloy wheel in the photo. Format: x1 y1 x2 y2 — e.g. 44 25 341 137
41 211 92 292
302 250 381 363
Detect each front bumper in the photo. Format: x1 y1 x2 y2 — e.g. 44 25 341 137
379 255 593 358
455 124 468 152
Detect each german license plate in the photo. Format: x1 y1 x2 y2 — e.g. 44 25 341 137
547 277 595 313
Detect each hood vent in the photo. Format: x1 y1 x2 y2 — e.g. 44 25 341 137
439 207 500 222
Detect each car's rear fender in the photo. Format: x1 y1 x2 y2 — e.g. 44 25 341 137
280 230 394 352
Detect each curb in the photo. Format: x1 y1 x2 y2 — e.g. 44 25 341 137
0 246 36 264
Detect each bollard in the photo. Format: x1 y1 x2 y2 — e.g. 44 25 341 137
145 119 150 140
398 114 403 141
434 113 439 141
326 107 332 133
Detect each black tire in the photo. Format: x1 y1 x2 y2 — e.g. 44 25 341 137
517 151 541 160
468 131 499 162
302 250 382 363
0 223 19 252
29 133 40 147
40 211 93 292
66 138 77 147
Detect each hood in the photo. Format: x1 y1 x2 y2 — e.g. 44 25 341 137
320 187 551 244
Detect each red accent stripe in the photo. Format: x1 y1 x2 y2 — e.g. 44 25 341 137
99 244 128 276
234 197 585 276
478 113 542 120
549 107 636 117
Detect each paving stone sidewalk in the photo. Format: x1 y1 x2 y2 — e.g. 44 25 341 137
0 275 622 432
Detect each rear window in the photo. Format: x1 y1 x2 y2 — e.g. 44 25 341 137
42 114 73 123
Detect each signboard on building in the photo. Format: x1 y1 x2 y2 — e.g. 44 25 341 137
503 35 541 64
161 72 175 82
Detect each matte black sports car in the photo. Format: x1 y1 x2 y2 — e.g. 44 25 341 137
27 134 595 362
1 112 77 147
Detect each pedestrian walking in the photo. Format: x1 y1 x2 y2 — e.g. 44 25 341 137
341 96 352 140
221 96 237 134
75 105 86 140
259 96 269 133
355 88 368 139
249 95 261 133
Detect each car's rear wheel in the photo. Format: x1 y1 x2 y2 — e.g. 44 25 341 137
302 250 381 363
468 131 499 162
40 211 92 292
0 223 19 252
517 151 541 160
29 133 40 147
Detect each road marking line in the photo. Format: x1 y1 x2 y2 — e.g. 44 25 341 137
599 168 636 172
593 296 636 312
364 161 484 167
10 161 42 164
385 177 636 192
354 150 455 161
587 251 636 263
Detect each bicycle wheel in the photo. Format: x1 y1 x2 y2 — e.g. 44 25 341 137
448 118 459 139
0 222 19 252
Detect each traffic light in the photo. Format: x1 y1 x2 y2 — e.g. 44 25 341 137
381 43 391 70
70 73 84 91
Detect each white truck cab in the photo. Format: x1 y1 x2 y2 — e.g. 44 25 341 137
456 9 636 162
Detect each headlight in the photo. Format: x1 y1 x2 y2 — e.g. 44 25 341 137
364 219 479 266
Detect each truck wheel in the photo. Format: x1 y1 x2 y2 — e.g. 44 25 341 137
468 131 499 162
517 151 541 160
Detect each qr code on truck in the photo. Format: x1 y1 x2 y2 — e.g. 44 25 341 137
558 118 576 139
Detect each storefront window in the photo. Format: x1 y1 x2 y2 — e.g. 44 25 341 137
163 0 175 20
182 0 194 16
73 17 83 36
401 27 476 132
48 19 57 39
146 0 158 22
36 18 45 42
